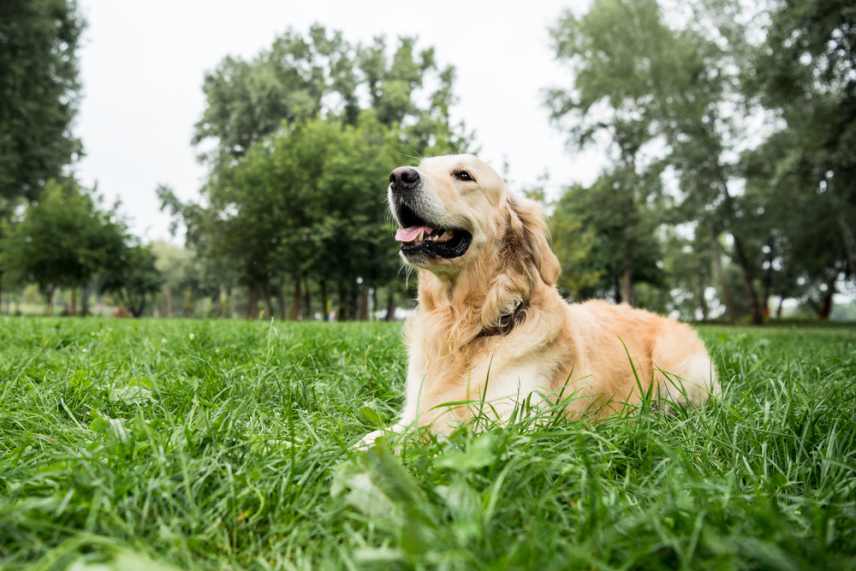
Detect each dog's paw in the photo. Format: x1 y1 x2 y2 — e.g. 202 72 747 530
353 429 387 451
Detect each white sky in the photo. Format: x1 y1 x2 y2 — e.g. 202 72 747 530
73 0 603 241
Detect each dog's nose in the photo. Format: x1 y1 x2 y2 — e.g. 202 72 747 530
389 167 420 191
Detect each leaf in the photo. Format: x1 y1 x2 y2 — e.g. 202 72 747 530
67 549 180 571
357 405 384 428
109 386 153 405
90 413 130 443
436 476 482 543
331 444 441 559
438 433 497 472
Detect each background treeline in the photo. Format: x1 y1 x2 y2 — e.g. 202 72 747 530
0 0 853 322
156 26 473 320
544 0 855 324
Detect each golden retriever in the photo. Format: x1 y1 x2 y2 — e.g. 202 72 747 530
359 154 719 446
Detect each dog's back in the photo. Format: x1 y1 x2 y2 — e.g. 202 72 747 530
565 300 719 411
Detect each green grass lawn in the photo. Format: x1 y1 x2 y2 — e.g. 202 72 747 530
1 318 854 570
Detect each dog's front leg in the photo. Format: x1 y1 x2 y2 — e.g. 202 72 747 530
356 327 426 449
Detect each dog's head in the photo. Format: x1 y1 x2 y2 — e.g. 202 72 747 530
388 154 559 287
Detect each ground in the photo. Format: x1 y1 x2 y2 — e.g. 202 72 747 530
0 318 854 570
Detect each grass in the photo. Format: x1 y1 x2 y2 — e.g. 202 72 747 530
0 317 854 570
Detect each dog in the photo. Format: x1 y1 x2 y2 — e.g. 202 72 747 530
359 154 719 447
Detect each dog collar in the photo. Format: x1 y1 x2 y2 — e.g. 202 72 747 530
476 299 528 339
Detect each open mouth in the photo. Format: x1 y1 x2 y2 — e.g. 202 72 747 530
394 203 472 259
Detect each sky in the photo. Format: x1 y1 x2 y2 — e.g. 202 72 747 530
73 0 602 242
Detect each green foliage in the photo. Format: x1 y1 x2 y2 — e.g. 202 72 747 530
545 0 679 306
192 26 471 168
657 227 717 320
178 113 407 316
0 319 854 568
98 244 164 318
548 191 600 299
0 180 127 305
192 25 358 166
745 0 856 313
550 172 665 304
545 0 855 321
167 27 472 319
0 0 85 204
356 36 472 152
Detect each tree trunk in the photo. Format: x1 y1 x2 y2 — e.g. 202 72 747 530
384 288 396 321
289 275 302 321
731 233 764 325
81 285 90 316
613 274 623 304
215 288 226 318
131 300 145 318
320 280 329 321
337 281 348 320
818 290 834 320
619 268 634 306
246 285 259 319
349 283 359 320
710 232 733 319
776 296 784 319
817 278 836 320
263 284 274 319
302 281 312 320
358 287 369 320
224 287 233 318
697 276 709 321
761 238 774 321
69 288 77 316
717 183 763 324
44 287 54 316
837 213 856 275
277 286 287 320
165 287 174 317
183 288 194 317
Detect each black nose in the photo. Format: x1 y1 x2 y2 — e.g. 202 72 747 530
389 167 420 191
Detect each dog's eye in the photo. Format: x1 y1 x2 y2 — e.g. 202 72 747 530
453 170 475 182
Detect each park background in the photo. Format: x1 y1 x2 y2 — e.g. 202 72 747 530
1 0 854 324
2 2 856 570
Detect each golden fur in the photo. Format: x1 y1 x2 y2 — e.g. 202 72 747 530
360 155 719 445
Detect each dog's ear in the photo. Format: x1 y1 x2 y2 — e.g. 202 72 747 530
507 195 561 286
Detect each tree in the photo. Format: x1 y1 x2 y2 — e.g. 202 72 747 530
745 0 856 317
0 179 127 314
550 173 664 305
545 0 776 322
166 27 472 320
0 0 85 203
356 36 473 153
303 112 408 319
548 191 600 301
99 244 163 318
658 227 717 320
192 112 415 320
192 25 358 168
544 0 681 307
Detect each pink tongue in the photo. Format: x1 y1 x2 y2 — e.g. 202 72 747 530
395 226 431 242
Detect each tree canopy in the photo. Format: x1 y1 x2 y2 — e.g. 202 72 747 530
1 5 852 322
1 180 126 312
544 0 855 322
0 0 85 206
163 27 472 319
